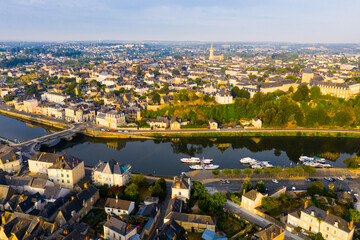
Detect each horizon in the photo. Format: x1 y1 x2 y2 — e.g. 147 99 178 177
1 0 360 43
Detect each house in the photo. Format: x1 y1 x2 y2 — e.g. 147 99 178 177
96 110 126 129
92 159 132 187
252 117 262 128
287 204 354 240
170 119 181 130
147 116 170 130
302 66 314 83
209 119 218 130
215 91 233 104
0 144 22 173
201 228 227 240
103 216 138 240
55 183 99 226
0 212 57 240
154 218 182 240
144 196 159 205
135 203 161 237
171 173 191 200
0 185 17 211
105 197 135 217
47 154 85 189
252 224 284 240
28 152 60 174
241 189 267 213
165 212 215 232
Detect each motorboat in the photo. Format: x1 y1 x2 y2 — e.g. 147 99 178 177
240 157 257 164
189 164 219 170
180 157 200 163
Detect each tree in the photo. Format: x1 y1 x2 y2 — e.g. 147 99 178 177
212 169 220 175
152 93 160 104
241 180 253 194
343 209 360 222
261 197 282 215
335 110 352 126
271 166 283 176
3 95 15 102
302 165 316 174
310 86 321 100
288 86 294 93
243 168 252 177
255 181 266 193
309 233 324 240
136 65 142 75
132 174 147 188
340 57 348 64
125 183 139 199
292 85 309 101
25 83 39 97
222 169 232 176
343 156 360 168
307 181 324 196
231 86 250 99
172 69 180 76
149 181 166 199
233 168 241 175
192 181 208 199
293 166 304 176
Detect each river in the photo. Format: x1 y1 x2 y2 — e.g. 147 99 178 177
0 114 359 175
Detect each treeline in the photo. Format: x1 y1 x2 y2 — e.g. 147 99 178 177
143 85 360 128
0 56 34 68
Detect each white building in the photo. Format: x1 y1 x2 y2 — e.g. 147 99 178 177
96 110 126 129
104 197 135 217
104 216 138 240
92 159 131 187
171 173 191 200
41 92 70 104
215 92 233 104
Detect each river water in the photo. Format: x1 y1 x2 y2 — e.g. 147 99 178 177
1 114 359 175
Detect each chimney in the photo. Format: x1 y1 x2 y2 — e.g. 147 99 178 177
1 215 5 223
86 236 90 240
63 229 69 235
116 195 118 203
311 210 315 216
12 154 16 161
326 210 330 215
271 232 274 239
350 220 354 229
107 214 110 220
83 200 86 207
280 227 283 233
71 196 74 200
243 189 246 195
156 229 158 235
84 182 88 189
304 200 308 209
334 220 339 228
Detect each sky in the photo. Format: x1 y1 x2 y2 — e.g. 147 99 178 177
0 0 359 43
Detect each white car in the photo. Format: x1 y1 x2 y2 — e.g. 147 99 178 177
292 187 296 191
272 179 279 183
337 177 344 181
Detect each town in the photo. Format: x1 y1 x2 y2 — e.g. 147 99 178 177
0 42 360 134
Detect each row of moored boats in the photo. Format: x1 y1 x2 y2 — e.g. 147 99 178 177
180 155 333 171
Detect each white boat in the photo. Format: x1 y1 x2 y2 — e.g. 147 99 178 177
251 164 263 169
240 157 257 164
180 157 200 163
299 156 314 162
320 164 332 168
189 164 219 170
203 159 213 164
303 161 320 167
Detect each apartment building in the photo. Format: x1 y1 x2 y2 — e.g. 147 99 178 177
96 110 126 129
287 205 354 240
41 92 70 104
241 189 266 214
92 159 131 187
103 216 138 240
0 144 22 173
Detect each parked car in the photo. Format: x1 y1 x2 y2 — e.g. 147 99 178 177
354 197 358 202
346 177 353 181
272 179 279 183
220 179 230 184
305 178 312 182
324 177 335 182
337 177 344 181
292 187 296 191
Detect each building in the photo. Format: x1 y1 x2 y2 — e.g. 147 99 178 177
165 212 216 232
209 44 224 61
0 144 22 173
41 92 70 104
104 216 138 240
209 119 218 130
201 228 227 240
135 203 161 237
47 154 85 189
252 117 262 128
287 205 354 240
96 110 126 129
23 98 39 113
28 152 60 174
252 224 284 240
316 81 360 99
147 116 170 130
92 159 131 187
215 91 233 104
154 219 182 240
241 189 266 213
302 66 314 83
105 197 135 217
171 173 191 200
170 119 181 130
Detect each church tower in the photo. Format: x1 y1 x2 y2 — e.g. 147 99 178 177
209 43 214 59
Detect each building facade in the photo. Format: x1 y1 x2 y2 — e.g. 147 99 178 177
92 159 132 187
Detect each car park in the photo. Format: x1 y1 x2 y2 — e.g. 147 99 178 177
292 187 296 191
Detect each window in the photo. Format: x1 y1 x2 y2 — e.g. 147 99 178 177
67 180 70 183
326 227 329 231
67 174 69 178
61 174 64 177
62 180 64 183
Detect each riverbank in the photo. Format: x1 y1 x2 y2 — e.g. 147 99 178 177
144 129 360 138
0 109 69 130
